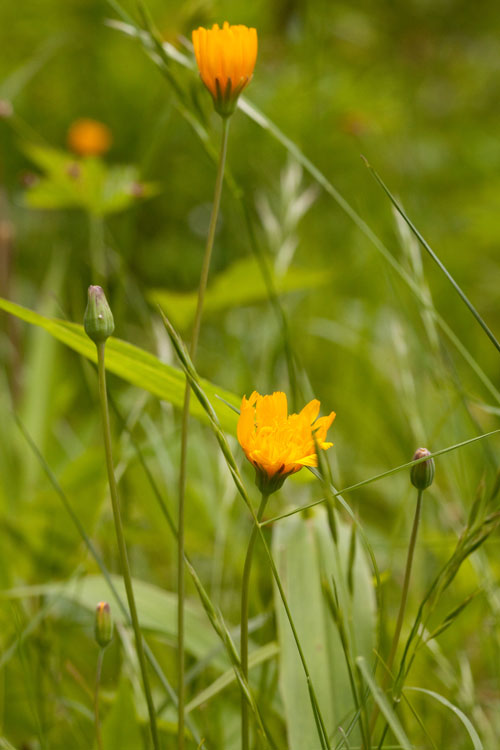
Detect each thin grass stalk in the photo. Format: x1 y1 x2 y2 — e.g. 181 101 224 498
261 431 500 526
385 490 423 681
160 309 331 749
183 556 275 748
89 213 106 286
239 198 302 409
370 489 423 741
241 491 270 750
315 446 371 749
96 342 159 749
177 116 230 749
94 648 105 750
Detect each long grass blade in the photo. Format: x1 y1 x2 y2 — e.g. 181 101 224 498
405 687 483 750
364 158 500 356
355 657 412 750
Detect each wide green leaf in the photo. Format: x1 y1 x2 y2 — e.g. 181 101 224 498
273 507 376 749
101 678 144 749
149 256 332 330
1 574 229 672
23 143 159 215
0 297 239 434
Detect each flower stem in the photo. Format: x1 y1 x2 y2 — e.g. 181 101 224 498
94 648 105 750
96 342 159 750
177 116 230 750
89 213 106 286
370 488 423 739
241 491 270 750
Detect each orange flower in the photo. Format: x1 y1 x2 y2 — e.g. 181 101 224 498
192 22 257 117
237 391 336 493
67 118 112 157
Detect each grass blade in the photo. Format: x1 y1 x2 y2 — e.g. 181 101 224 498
405 687 483 750
0 297 239 434
355 657 411 750
363 158 500 356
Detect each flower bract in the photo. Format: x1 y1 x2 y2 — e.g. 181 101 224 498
237 391 336 493
192 22 258 118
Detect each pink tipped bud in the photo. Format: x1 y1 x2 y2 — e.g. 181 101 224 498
410 448 435 491
95 601 113 648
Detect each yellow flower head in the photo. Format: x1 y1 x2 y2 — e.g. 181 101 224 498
237 391 336 494
67 118 112 157
192 22 257 118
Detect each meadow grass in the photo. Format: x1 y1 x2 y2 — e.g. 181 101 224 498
1 1 500 749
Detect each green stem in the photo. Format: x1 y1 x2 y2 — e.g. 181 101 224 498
89 213 106 286
241 492 270 750
370 489 423 740
96 342 159 750
177 116 230 750
94 648 105 750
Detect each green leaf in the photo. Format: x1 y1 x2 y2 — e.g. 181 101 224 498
149 256 332 330
272 508 376 749
405 687 483 750
23 143 159 215
101 678 144 750
1 574 229 672
0 297 239 434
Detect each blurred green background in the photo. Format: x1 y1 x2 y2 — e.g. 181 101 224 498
1 0 500 747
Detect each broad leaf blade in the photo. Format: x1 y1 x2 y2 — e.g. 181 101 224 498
273 508 376 749
149 256 332 330
0 297 239 434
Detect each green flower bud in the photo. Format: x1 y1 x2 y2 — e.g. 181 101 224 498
95 601 113 648
410 447 435 490
84 285 114 343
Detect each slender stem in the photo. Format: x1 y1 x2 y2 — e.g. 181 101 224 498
241 492 270 750
177 116 230 750
94 648 105 750
89 213 106 286
370 489 423 739
96 342 159 750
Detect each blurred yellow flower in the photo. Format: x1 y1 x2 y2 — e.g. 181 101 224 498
192 22 257 117
67 118 112 157
237 391 335 493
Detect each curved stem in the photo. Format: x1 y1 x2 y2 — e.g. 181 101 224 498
177 117 230 750
97 342 159 750
370 489 423 740
94 648 105 750
241 492 270 750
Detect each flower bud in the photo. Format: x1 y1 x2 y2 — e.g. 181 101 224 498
84 285 114 343
410 447 435 490
95 601 113 648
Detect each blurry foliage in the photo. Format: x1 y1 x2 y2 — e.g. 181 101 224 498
0 0 500 747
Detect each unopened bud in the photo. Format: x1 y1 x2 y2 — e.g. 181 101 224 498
95 601 113 648
410 447 435 490
84 285 114 343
